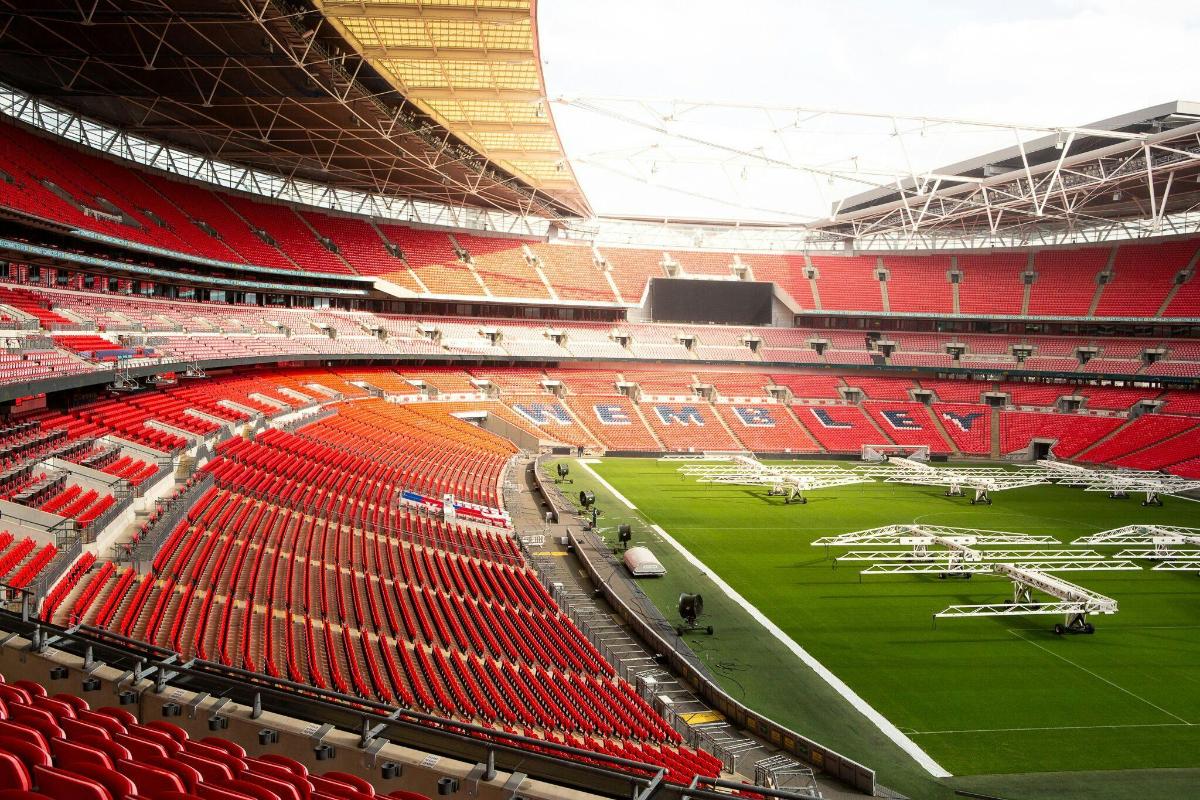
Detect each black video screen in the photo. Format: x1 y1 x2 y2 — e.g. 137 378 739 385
647 278 773 325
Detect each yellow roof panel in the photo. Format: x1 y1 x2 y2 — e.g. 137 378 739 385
316 0 588 216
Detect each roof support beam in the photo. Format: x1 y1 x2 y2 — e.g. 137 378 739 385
316 4 530 23
362 47 534 62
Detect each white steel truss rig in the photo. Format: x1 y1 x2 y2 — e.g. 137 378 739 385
935 564 1121 636
1035 460 1200 506
813 525 1137 633
856 457 1053 505
1073 525 1200 572
675 456 873 504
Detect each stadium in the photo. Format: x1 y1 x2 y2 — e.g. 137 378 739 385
0 2 1194 799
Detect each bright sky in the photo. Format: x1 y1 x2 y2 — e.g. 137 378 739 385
538 0 1200 223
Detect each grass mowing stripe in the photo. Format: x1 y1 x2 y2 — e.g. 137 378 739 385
575 459 638 509
1007 629 1192 724
912 722 1192 735
648 519 952 779
573 456 1200 798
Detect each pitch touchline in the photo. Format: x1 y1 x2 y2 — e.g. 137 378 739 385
1008 630 1192 724
576 459 950 777
911 722 1194 735
647 522 951 778
574 460 638 509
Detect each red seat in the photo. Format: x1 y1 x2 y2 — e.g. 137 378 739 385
73 736 131 765
143 719 189 743
143 756 203 793
125 724 182 753
255 755 307 777
196 786 258 800
112 732 167 760
0 737 50 774
6 707 61 742
119 758 186 797
0 724 49 754
0 792 52 800
73 710 126 738
244 760 310 800
0 685 31 706
93 707 138 727
175 752 234 783
321 772 374 796
51 693 88 713
11 682 45 699
59 717 110 740
0 749 30 790
48 738 113 772
182 741 244 774
30 697 73 720
64 765 136 800
31 765 113 800
217 780 281 800
200 737 245 757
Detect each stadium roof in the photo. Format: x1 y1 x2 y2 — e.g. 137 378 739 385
0 0 587 219
314 0 588 215
822 101 1200 243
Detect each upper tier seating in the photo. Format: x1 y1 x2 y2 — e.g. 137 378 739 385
529 243 618 303
809 256 884 311
957 253 1027 314
457 235 550 300
881 255 954 313
4 116 1200 326
1094 240 1198 317
1026 247 1108 316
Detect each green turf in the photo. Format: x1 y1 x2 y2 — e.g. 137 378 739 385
562 457 1200 800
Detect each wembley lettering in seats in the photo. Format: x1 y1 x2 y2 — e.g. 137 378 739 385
593 404 631 425
511 402 573 426
942 410 984 431
810 408 853 429
654 405 705 425
733 406 776 427
880 409 923 430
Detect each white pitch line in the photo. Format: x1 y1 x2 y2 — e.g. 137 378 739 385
1008 631 1192 724
911 721 1192 736
649 521 952 779
574 459 638 509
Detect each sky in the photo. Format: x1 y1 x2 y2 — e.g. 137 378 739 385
537 0 1200 223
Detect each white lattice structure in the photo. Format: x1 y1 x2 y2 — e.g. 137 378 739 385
814 525 1138 633
1073 525 1200 571
675 456 873 504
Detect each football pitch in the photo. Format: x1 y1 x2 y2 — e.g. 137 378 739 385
562 457 1200 800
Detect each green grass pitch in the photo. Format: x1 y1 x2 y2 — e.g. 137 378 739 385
562 457 1200 800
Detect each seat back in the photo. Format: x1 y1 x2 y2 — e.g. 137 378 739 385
49 738 113 772
0 749 30 791
143 755 203 792
119 758 186 797
66 764 136 800
31 765 113 800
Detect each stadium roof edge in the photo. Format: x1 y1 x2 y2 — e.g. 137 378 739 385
837 100 1200 215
